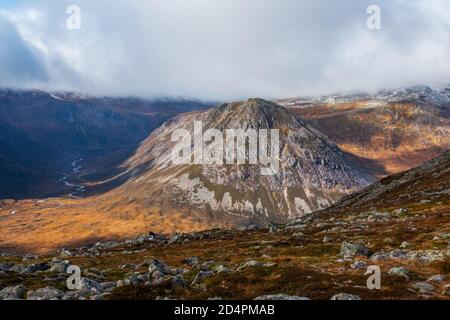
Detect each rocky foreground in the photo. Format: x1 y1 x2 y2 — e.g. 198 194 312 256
0 201 449 300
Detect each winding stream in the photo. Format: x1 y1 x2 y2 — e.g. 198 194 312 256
59 158 86 199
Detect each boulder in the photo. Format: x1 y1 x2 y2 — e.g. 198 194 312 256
410 282 435 294
388 267 410 279
0 285 26 299
148 260 172 275
340 242 371 258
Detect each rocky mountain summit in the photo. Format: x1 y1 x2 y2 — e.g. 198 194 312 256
108 98 373 226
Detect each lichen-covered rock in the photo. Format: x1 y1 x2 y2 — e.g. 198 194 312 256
340 242 370 258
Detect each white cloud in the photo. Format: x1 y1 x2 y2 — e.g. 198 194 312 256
0 0 449 99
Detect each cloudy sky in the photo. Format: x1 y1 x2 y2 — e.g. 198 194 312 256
0 0 449 100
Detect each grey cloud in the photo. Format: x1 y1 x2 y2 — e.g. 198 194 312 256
0 16 48 85
0 0 449 99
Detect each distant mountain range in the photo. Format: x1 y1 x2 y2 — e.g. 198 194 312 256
279 85 450 177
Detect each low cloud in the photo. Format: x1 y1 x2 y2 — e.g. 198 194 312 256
1 0 449 100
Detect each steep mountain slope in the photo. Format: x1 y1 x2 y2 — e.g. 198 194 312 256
323 149 449 214
97 98 373 225
280 86 450 177
0 88 211 199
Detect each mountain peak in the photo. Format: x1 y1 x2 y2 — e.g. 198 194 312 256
206 98 305 131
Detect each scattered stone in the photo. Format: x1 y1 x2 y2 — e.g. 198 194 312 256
213 265 230 274
100 282 116 292
388 267 410 279
350 260 367 269
183 256 199 267
323 237 335 243
201 260 215 271
0 262 14 272
427 275 446 283
168 234 181 245
285 224 307 231
49 261 69 273
263 262 276 268
0 285 26 299
80 278 102 292
237 260 263 270
191 271 214 285
27 287 65 300
331 293 362 300
442 284 450 296
407 250 445 262
340 242 371 258
400 242 410 249
410 282 435 294
60 249 73 258
22 254 38 261
389 250 408 260
255 294 310 300
148 260 172 275
116 280 124 288
172 276 188 288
